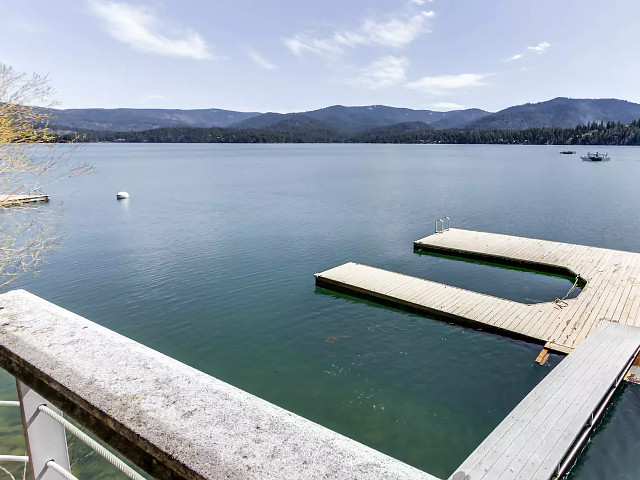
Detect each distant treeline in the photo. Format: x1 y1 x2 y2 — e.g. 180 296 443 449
56 119 640 145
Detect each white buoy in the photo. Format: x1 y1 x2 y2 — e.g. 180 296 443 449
116 191 129 199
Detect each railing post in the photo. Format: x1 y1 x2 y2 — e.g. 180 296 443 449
17 381 70 480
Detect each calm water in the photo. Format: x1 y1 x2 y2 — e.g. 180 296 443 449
2 144 640 479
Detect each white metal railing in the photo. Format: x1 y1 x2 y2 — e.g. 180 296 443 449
45 461 80 480
1 383 146 480
0 455 29 463
0 289 438 480
37 405 145 480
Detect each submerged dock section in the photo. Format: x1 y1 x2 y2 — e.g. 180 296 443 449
450 321 640 480
316 228 640 353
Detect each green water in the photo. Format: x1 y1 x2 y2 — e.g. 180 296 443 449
2 144 640 479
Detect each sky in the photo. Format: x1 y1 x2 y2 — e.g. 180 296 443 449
2 0 640 113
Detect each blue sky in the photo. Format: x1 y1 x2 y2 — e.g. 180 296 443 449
3 1 639 113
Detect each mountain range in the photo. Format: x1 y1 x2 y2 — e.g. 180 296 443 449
48 108 259 131
49 98 640 134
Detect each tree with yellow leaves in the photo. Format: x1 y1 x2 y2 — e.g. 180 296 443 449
0 64 92 286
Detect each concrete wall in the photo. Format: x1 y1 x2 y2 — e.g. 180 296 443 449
0 290 439 480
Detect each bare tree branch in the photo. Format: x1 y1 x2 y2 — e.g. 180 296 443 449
1 64 93 286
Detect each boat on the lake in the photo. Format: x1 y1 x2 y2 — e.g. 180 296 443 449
581 152 610 162
560 150 576 154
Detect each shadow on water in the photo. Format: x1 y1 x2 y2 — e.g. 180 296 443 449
411 251 583 303
315 286 550 348
413 250 584 285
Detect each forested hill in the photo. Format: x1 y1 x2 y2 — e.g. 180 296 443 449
48 107 260 131
61 119 640 145
49 98 640 133
229 105 489 132
464 98 640 130
49 104 490 132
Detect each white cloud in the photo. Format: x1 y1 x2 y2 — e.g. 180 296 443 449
283 10 435 57
528 41 551 54
248 50 276 70
88 0 212 59
283 36 347 57
505 42 550 62
350 56 408 89
362 11 435 48
432 102 467 110
410 0 434 4
405 73 490 94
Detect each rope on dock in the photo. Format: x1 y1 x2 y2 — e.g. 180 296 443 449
554 275 581 309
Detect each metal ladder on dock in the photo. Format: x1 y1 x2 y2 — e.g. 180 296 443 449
434 216 450 234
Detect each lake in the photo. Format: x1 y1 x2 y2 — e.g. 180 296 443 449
2 144 640 479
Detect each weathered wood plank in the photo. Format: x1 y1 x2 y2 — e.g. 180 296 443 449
0 193 50 205
449 323 620 478
523 335 639 478
450 322 640 480
319 228 640 354
567 251 636 346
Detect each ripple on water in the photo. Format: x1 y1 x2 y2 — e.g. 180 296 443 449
4 144 640 479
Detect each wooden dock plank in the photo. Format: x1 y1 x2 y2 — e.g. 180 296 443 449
527 306 566 341
631 292 640 328
500 304 536 332
399 280 450 305
473 301 512 327
611 264 639 322
318 228 640 353
517 303 558 338
448 323 620 478
488 301 526 329
525 336 639 478
405 281 449 305
484 331 625 479
501 331 637 479
451 294 497 318
542 263 609 345
401 280 442 304
449 322 640 480
618 265 640 324
313 230 640 479
0 193 50 205
566 251 635 347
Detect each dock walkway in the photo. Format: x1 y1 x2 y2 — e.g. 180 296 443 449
0 193 50 206
450 321 640 480
315 228 640 353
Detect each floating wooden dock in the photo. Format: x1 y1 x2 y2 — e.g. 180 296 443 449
0 193 50 206
450 321 640 480
316 228 640 353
